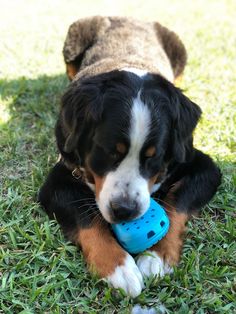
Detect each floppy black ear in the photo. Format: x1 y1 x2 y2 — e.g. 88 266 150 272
55 80 104 163
170 87 202 162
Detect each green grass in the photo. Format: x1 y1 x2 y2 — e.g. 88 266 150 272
0 0 235 313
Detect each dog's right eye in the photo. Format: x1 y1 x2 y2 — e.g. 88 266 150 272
95 143 109 154
95 145 120 161
109 152 120 159
109 151 121 161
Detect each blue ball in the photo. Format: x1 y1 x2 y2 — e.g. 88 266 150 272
111 198 170 254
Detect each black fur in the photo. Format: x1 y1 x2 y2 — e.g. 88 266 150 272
38 162 99 235
39 71 221 239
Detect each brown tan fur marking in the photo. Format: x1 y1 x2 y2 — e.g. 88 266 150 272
116 142 127 154
78 221 126 277
151 184 188 265
93 174 106 198
145 146 156 158
66 62 78 80
148 174 159 192
148 168 167 192
152 209 188 265
84 158 106 197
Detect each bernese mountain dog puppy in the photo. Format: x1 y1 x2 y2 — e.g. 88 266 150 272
38 17 221 297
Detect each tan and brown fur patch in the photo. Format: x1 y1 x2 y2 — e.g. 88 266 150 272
145 146 156 158
148 174 159 192
151 183 189 265
66 62 78 80
116 142 127 155
93 174 106 199
148 167 167 192
83 157 106 198
77 220 126 277
152 210 188 265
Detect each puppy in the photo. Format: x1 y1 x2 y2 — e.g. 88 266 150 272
39 16 221 297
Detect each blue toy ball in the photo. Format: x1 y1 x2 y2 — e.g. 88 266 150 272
111 198 169 254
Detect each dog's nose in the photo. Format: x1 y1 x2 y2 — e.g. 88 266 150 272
110 198 138 221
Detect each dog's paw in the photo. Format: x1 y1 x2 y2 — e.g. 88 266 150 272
136 251 173 278
106 254 144 298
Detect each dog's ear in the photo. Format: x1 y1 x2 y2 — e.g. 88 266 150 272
56 80 104 163
148 75 202 163
169 86 202 162
154 22 187 78
63 17 109 79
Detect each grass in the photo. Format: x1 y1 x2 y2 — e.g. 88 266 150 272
0 0 235 313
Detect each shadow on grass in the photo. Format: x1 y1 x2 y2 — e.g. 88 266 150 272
0 73 68 191
0 73 68 125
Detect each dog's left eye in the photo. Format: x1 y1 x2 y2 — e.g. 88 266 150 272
144 155 155 161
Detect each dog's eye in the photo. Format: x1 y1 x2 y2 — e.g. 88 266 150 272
109 152 121 160
143 154 157 162
144 155 155 160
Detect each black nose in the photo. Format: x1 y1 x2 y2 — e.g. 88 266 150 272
110 198 138 221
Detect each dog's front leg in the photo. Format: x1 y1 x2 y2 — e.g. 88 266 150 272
137 150 221 278
77 220 144 297
136 198 188 278
38 163 143 297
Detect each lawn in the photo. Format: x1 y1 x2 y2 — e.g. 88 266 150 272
0 0 235 313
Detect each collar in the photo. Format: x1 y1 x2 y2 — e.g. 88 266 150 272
71 167 84 180
59 155 85 181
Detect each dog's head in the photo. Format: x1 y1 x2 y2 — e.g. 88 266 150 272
56 71 201 223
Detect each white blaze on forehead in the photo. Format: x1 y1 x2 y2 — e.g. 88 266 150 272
130 94 151 153
97 92 151 223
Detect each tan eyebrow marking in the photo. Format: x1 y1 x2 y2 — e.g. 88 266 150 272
116 142 127 154
145 146 156 158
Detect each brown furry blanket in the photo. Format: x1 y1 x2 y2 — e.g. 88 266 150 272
63 16 187 82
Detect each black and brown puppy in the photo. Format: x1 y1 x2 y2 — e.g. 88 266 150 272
39 16 221 297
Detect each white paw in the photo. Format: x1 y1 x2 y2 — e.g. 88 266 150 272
132 304 167 314
106 254 144 298
131 304 157 314
136 251 173 278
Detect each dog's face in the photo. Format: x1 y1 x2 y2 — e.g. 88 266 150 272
57 71 201 223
